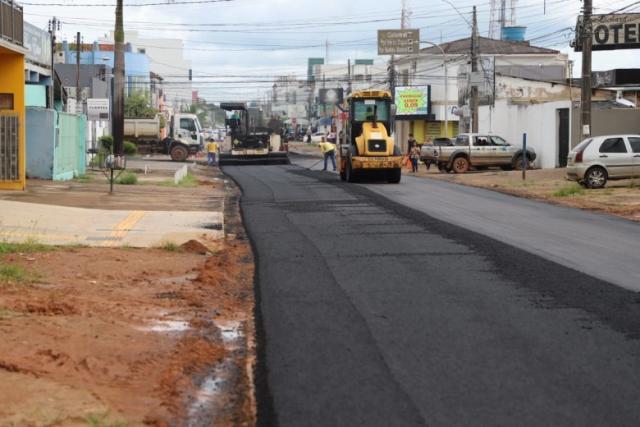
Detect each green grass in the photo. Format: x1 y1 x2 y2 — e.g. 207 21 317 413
0 238 53 254
159 241 182 252
552 184 586 198
159 172 199 188
115 172 138 185
86 411 127 427
0 264 38 285
74 174 94 183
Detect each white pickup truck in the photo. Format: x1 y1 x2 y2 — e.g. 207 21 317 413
420 133 536 173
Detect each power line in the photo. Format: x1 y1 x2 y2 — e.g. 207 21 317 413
21 0 233 6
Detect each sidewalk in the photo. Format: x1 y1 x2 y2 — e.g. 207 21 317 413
0 162 225 247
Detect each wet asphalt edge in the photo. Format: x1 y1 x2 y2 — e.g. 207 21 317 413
289 167 640 340
221 167 279 427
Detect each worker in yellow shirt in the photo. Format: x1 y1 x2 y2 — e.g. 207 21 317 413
318 136 336 171
206 140 218 166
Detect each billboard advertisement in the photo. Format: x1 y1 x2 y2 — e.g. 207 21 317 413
394 86 431 118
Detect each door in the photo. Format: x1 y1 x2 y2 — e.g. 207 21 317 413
490 135 512 165
557 108 569 167
628 136 640 178
471 135 492 165
0 114 20 182
597 137 632 178
179 117 199 146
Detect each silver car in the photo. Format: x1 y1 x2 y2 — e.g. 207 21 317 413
566 135 640 188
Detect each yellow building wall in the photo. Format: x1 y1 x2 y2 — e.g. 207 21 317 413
411 120 459 142
0 50 26 190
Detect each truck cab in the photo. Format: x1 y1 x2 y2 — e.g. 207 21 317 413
167 113 203 161
339 90 403 183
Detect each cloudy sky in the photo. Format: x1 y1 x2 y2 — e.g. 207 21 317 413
22 0 640 102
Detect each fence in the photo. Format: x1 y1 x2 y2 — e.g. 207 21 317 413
0 113 19 181
26 108 86 180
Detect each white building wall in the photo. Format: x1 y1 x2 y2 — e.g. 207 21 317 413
479 99 570 169
100 31 193 110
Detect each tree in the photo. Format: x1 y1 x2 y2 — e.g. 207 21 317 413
124 91 157 118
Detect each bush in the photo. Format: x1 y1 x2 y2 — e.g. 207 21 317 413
98 135 113 152
116 172 138 185
123 141 138 156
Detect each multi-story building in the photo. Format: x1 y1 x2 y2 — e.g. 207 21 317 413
393 36 569 151
99 31 193 112
0 0 27 190
272 75 309 126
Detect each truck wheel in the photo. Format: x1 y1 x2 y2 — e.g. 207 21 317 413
387 168 401 184
170 145 189 162
345 161 357 183
452 156 470 173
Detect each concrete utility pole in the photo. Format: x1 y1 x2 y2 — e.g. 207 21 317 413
48 17 60 109
580 0 593 137
75 32 81 102
347 58 352 95
113 0 125 156
470 6 480 133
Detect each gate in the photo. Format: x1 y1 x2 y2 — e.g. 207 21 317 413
0 114 19 181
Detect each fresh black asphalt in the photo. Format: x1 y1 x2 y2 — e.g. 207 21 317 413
224 164 640 427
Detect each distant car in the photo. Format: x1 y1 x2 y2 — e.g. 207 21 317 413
310 132 326 143
566 134 640 188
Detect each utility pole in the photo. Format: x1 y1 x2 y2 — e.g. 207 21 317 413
347 59 352 96
48 17 60 109
580 0 593 137
325 39 330 64
113 0 125 157
75 32 81 104
470 6 479 133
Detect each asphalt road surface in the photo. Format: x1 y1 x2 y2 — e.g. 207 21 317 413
225 163 640 427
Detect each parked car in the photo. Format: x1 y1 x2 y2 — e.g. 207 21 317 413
310 132 327 143
420 133 536 173
566 134 640 188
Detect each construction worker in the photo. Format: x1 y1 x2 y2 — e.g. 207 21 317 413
319 137 336 171
206 140 219 166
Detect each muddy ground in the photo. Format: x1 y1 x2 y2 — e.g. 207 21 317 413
0 163 256 426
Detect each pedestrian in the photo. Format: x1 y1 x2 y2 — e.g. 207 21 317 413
424 136 434 170
306 128 312 143
206 140 218 166
407 133 417 156
409 143 420 173
319 137 337 171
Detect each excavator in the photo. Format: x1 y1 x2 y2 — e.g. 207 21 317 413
339 90 403 183
218 102 289 165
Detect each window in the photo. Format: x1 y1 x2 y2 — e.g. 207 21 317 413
628 137 640 153
353 100 389 122
491 136 508 146
180 118 196 132
474 136 489 146
573 138 592 152
599 138 627 153
0 93 14 110
455 135 469 146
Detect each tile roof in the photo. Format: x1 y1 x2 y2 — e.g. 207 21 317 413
421 36 560 55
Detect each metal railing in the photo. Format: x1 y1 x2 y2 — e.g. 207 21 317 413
0 114 20 181
0 0 23 46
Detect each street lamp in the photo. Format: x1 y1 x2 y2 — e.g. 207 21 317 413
420 40 448 138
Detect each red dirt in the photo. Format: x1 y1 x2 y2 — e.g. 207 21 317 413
0 242 255 426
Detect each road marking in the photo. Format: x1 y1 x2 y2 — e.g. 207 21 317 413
101 210 146 247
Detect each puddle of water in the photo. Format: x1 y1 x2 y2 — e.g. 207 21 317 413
141 320 191 333
216 321 241 343
187 365 229 426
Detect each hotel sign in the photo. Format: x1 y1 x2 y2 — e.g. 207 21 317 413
575 13 640 51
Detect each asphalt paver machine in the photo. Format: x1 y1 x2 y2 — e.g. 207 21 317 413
219 102 289 165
